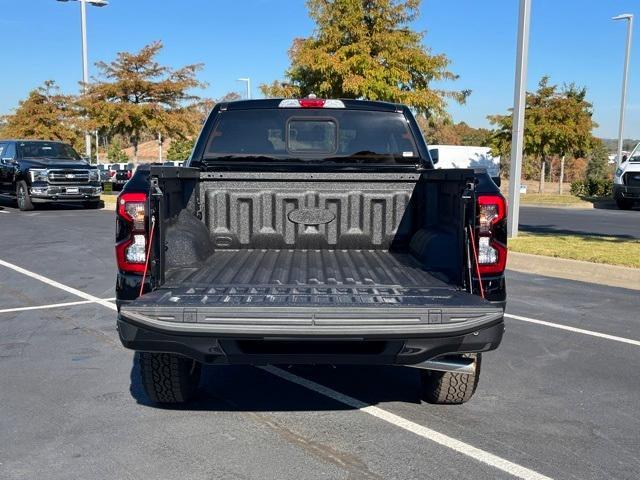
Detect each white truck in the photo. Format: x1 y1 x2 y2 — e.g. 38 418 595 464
614 143 640 210
428 145 501 186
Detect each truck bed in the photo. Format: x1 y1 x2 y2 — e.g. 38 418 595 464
120 170 503 338
122 248 502 338
163 248 450 305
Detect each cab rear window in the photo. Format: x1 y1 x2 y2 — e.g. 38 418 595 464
204 109 417 162
287 119 337 154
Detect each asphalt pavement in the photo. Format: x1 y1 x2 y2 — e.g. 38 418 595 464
519 205 640 239
1 203 639 480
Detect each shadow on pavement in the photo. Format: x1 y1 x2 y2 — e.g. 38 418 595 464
0 196 104 211
581 197 640 211
129 353 422 411
519 224 639 239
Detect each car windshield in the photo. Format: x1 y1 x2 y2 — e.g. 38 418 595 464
18 142 81 161
202 108 419 164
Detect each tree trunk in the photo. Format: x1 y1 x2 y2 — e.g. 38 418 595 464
539 158 546 193
133 136 139 165
558 156 565 195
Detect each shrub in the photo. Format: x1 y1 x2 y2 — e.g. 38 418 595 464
167 139 195 161
107 139 129 162
570 178 612 198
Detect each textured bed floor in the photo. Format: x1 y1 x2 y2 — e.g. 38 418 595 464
165 249 449 289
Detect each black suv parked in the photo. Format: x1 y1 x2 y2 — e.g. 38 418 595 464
0 140 102 210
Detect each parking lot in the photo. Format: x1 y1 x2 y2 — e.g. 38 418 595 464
1 203 639 480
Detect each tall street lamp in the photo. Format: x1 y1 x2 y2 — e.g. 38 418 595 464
57 0 108 161
507 0 532 238
237 77 251 99
613 14 633 165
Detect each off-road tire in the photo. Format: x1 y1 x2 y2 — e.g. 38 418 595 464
616 198 634 210
139 352 201 404
16 181 34 211
420 353 481 405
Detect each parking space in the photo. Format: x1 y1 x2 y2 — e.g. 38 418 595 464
0 268 78 310
1 209 639 480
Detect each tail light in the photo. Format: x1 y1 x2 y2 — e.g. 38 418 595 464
115 192 147 274
126 170 133 179
477 195 507 275
108 170 116 178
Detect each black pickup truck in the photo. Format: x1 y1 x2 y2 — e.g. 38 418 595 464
0 140 102 210
116 99 507 405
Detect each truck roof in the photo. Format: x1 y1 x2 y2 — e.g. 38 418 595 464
220 98 404 112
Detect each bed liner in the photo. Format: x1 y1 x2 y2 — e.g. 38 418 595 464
121 248 502 338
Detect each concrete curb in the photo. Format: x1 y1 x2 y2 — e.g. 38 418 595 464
507 251 640 291
100 194 117 211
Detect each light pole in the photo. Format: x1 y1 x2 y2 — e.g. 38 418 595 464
237 77 251 99
57 0 108 162
507 0 532 238
613 14 633 165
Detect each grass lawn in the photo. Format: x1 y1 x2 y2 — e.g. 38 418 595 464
518 194 592 205
509 233 640 268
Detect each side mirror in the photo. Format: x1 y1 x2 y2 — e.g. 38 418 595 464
621 155 628 163
429 149 439 165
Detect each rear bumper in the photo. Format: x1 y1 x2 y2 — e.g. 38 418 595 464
117 310 504 365
614 184 640 200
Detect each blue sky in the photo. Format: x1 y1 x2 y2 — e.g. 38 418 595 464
1 0 639 138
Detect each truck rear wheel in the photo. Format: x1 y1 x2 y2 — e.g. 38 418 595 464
139 352 201 404
16 181 34 211
420 353 481 405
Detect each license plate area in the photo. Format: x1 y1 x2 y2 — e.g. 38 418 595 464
65 187 79 194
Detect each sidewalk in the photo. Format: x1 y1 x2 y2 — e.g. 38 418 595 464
508 252 640 291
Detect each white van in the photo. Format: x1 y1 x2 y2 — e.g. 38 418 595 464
428 145 501 185
614 143 640 209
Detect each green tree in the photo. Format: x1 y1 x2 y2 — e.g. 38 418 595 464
585 139 610 181
455 122 492 146
488 76 597 190
261 0 469 116
167 139 195 161
417 117 492 147
107 139 129 162
81 41 205 163
2 80 81 149
417 116 461 145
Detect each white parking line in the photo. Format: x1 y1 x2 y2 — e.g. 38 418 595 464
505 313 640 347
262 366 553 480
0 298 116 314
0 258 117 311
